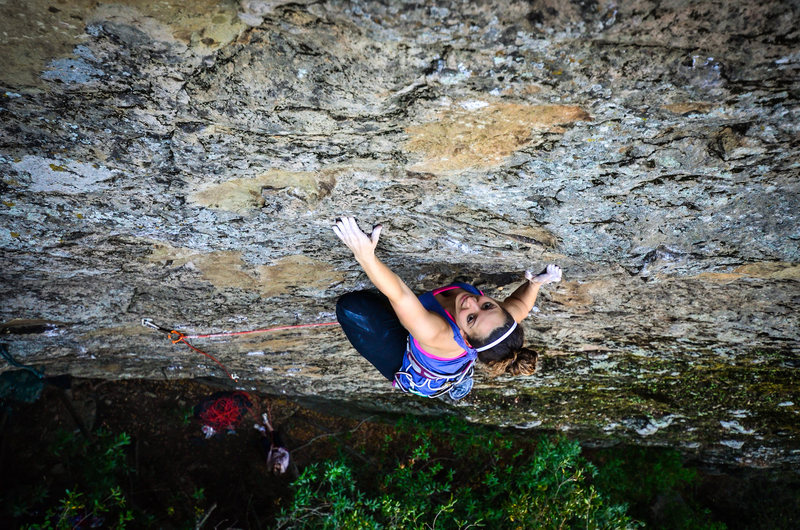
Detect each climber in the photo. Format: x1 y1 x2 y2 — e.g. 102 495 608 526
333 216 562 400
254 411 293 477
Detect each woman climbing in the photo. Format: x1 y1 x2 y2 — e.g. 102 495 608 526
333 216 562 400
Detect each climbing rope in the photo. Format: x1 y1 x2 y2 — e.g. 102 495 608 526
142 318 339 437
184 321 339 340
194 391 253 431
141 318 339 383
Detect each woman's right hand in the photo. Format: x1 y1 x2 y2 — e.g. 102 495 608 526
333 216 383 263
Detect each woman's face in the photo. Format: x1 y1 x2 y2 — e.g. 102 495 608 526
453 292 507 344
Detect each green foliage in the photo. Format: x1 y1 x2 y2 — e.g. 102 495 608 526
182 407 194 426
13 428 135 529
191 487 206 503
278 415 640 529
593 446 726 529
22 486 133 530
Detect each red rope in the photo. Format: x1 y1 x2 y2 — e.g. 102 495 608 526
170 331 237 382
202 400 238 428
149 320 340 431
199 392 251 430
183 321 339 339
151 319 340 390
168 333 261 426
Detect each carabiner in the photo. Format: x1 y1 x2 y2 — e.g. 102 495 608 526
141 318 172 334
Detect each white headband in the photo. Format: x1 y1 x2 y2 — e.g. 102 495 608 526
474 321 517 352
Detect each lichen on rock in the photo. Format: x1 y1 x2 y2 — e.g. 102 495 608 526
405 102 591 173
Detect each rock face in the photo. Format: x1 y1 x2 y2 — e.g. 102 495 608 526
1 0 798 466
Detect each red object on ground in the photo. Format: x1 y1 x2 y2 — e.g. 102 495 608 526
194 391 253 431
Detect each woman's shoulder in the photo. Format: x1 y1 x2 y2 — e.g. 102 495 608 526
411 309 470 360
430 281 481 295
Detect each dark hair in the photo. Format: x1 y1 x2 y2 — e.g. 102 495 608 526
467 309 539 377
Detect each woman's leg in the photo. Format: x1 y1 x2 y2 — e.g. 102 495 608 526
336 290 408 380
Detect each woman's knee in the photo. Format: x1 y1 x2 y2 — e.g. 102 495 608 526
336 290 381 320
336 291 361 312
335 292 361 321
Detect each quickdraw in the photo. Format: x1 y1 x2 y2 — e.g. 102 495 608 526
142 318 239 382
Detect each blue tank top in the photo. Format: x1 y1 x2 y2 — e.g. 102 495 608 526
407 282 482 375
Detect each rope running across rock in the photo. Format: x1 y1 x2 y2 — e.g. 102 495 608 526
141 318 340 383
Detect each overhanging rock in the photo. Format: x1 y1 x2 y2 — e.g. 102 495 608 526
1 0 798 467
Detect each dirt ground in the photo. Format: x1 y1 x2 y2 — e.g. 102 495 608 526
1 376 799 529
0 377 393 528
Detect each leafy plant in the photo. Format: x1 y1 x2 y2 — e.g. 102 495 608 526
16 428 135 529
277 415 640 529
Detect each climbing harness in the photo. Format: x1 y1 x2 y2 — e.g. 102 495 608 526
393 339 476 400
392 282 483 401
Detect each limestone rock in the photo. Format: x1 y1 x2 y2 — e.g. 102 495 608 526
1 0 798 467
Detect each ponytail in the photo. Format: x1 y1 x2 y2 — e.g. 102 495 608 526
482 348 540 377
468 309 539 376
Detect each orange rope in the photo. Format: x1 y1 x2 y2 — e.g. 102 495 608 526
143 317 340 386
169 331 261 425
147 319 341 383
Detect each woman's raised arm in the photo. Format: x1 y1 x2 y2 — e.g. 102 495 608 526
501 265 562 323
333 216 450 343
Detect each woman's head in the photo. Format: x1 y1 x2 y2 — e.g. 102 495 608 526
267 446 291 475
466 308 522 359
452 292 509 341
461 300 538 377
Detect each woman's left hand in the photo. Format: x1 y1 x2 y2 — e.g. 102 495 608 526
525 264 562 285
333 216 383 263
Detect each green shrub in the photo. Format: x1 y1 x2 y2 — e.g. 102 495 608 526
278 416 639 529
14 429 135 529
